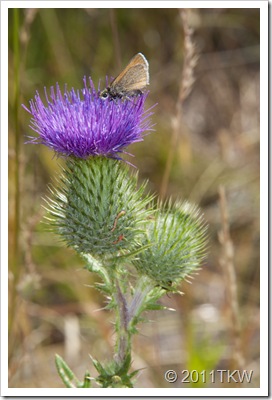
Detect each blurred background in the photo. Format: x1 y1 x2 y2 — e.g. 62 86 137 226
8 8 260 388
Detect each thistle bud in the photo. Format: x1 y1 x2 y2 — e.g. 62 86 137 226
132 201 208 288
46 157 152 260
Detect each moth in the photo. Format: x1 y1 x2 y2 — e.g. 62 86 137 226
100 53 149 101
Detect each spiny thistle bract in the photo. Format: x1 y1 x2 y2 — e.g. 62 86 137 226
45 157 153 260
132 201 208 289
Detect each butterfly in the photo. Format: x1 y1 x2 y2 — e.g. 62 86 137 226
100 53 149 101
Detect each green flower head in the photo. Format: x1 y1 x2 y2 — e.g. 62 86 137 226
132 201 208 289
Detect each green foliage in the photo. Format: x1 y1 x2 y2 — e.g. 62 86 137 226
55 354 92 388
91 354 136 388
56 350 137 388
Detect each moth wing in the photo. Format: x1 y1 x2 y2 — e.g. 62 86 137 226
116 64 149 90
111 53 149 90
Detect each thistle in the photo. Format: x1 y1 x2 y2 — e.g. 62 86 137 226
23 75 208 388
23 77 154 160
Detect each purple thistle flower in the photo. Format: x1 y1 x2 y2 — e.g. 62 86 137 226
23 77 155 159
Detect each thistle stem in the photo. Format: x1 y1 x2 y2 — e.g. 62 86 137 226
128 275 154 322
113 275 155 367
114 278 131 366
